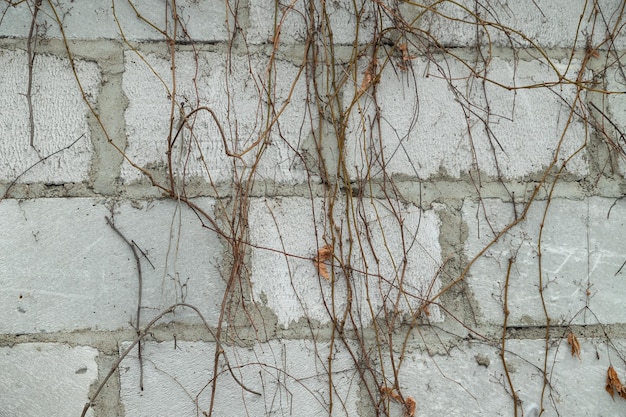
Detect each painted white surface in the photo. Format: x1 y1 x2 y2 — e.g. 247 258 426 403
0 1 624 416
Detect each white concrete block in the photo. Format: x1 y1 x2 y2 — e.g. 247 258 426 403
0 0 229 41
0 50 98 183
470 57 588 178
120 339 359 416
114 0 230 42
0 1 112 39
248 197 442 328
246 0 622 49
0 198 224 333
411 0 619 49
0 343 98 417
393 338 626 416
2 0 622 49
247 0 390 45
347 56 587 179
463 197 626 326
123 51 311 184
247 0 306 44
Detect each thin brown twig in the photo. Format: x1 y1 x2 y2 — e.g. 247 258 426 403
1 134 85 201
105 215 144 391
25 0 42 149
79 303 261 417
500 257 519 417
80 305 176 417
53 1 626 416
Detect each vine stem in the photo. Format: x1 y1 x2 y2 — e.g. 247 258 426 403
500 257 518 417
105 216 144 391
26 0 42 149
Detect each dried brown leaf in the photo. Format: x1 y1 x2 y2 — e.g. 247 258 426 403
313 244 332 281
381 387 415 416
567 332 581 359
607 366 619 399
606 366 626 400
405 397 416 417
380 386 401 401
360 68 372 92
398 42 416 62
360 58 378 92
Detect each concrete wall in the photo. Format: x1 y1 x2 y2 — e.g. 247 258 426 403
1 1 626 416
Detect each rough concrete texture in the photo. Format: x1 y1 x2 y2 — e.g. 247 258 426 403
413 0 626 49
0 198 223 333
122 50 311 184
0 343 98 417
0 0 229 41
2 1 626 416
247 0 393 46
0 49 99 183
347 56 588 179
391 337 626 416
120 339 359 416
248 197 443 327
464 197 626 326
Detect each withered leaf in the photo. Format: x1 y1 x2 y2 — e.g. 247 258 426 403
359 58 378 92
313 244 333 281
405 397 416 417
567 332 581 360
380 386 401 402
606 366 626 400
398 43 416 62
607 366 619 399
381 387 415 416
360 68 372 93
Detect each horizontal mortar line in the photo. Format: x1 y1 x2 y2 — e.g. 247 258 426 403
1 177 609 198
0 39 608 65
0 323 361 349
0 322 218 352
505 322 626 338
3 322 626 355
0 321 427 349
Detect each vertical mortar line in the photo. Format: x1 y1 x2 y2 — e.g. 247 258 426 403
46 1 161 197
80 306 177 417
430 177 544 304
307 2 381 412
91 44 127 196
